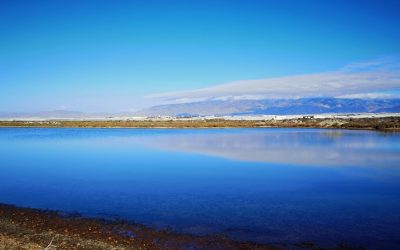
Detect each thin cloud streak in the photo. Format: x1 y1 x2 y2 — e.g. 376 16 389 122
146 57 400 104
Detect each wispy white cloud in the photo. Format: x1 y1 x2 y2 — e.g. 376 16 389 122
341 55 400 72
147 56 400 104
337 92 400 99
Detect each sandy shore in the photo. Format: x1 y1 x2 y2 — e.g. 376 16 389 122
0 117 399 131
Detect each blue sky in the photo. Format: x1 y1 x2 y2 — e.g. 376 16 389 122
1 0 400 112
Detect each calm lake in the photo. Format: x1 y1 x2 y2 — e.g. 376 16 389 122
0 128 400 248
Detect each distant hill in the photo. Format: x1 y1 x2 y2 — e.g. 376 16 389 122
136 98 400 116
0 110 96 119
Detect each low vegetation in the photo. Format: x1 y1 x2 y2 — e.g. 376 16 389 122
0 117 399 130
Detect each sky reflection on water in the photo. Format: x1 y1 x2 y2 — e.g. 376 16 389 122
143 129 400 168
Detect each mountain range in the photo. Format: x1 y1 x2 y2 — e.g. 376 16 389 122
1 98 400 119
136 98 400 117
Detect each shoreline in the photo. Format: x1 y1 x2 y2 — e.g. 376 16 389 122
0 203 280 250
0 203 364 250
0 117 399 131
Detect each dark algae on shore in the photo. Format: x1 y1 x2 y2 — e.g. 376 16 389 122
0 204 366 250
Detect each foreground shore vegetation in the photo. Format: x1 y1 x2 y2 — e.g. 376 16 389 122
0 204 281 250
0 117 399 131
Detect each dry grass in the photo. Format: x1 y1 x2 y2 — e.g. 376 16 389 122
0 217 132 250
0 117 399 130
0 235 42 250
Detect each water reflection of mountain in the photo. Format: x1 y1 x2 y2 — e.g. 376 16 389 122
144 129 400 167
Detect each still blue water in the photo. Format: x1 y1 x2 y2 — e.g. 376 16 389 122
0 128 399 248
